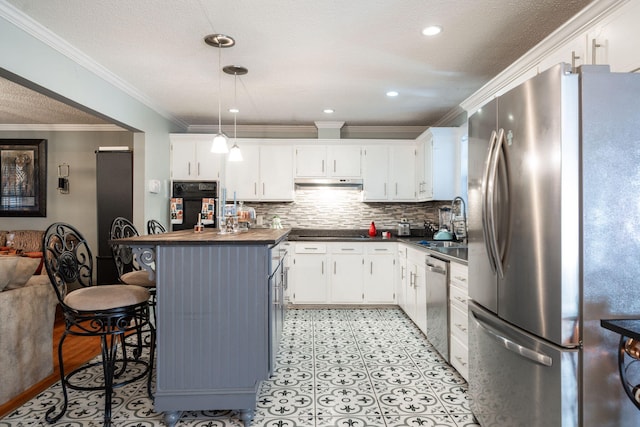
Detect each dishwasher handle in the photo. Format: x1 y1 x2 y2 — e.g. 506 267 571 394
425 256 447 275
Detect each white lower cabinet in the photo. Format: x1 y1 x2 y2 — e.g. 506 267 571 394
290 243 328 304
449 261 469 381
364 244 396 304
405 246 427 335
289 242 395 305
330 243 364 303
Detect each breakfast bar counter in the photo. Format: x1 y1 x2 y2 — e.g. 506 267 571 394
115 228 290 427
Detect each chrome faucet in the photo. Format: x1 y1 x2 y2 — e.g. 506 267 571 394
451 196 467 243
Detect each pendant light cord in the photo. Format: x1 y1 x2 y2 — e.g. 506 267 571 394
218 43 222 134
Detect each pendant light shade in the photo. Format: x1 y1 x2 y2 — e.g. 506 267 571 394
205 34 235 153
228 142 243 161
211 133 229 153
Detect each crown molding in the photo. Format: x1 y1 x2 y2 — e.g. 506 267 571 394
460 0 628 114
187 124 425 139
0 124 127 132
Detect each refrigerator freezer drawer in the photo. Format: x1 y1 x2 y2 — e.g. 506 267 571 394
468 302 579 427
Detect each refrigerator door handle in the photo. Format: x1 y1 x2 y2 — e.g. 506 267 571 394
481 130 500 274
484 129 505 278
471 310 552 367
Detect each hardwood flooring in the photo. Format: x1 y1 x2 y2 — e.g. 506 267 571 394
0 306 102 418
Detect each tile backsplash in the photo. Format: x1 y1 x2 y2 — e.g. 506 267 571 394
247 189 453 231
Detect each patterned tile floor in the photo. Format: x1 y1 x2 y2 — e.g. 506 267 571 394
0 307 479 426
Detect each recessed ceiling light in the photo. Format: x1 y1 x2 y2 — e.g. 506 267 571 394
386 91 399 97
422 25 442 36
229 107 239 113
323 109 334 114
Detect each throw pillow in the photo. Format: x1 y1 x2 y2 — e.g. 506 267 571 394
6 256 40 290
0 256 19 292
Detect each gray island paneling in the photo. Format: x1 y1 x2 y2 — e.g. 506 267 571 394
115 228 290 427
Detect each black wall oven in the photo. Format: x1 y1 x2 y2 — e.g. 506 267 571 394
171 181 218 231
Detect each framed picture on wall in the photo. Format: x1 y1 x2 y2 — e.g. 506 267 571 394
0 139 47 217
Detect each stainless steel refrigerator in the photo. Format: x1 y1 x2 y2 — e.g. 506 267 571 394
468 63 640 427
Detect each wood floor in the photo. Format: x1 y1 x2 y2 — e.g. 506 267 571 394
0 306 102 418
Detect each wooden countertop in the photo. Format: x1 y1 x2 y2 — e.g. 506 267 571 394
113 227 291 246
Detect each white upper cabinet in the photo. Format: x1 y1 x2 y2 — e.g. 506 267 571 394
327 145 362 177
295 144 361 178
224 141 294 201
170 134 224 181
416 128 457 201
260 145 295 200
362 143 416 202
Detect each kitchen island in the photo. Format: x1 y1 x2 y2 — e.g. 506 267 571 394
114 227 290 427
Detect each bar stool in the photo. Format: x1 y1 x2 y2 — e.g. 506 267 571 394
147 219 167 235
42 222 155 426
110 217 156 321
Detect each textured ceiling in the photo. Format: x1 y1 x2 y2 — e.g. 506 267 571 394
1 0 594 130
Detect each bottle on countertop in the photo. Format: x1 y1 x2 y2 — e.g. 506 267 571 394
368 221 377 237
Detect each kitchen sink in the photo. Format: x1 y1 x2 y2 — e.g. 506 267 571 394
416 240 466 248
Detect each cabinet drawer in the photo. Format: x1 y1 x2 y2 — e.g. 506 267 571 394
450 302 468 345
330 243 363 254
295 243 327 254
366 243 395 254
450 334 469 381
450 262 468 290
450 284 468 309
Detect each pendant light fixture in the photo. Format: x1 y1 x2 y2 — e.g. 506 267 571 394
204 34 235 153
224 65 248 162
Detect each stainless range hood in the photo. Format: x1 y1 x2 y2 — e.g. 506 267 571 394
294 178 363 190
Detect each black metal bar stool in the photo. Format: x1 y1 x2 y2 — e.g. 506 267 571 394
42 222 155 426
146 219 167 235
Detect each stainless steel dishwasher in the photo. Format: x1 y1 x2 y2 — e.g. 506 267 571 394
426 254 449 362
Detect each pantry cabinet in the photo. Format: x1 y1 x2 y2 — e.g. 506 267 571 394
170 134 224 180
224 142 294 201
449 261 469 381
294 144 361 178
362 144 416 201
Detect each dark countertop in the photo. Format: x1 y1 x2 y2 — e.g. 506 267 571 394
287 228 467 264
113 227 291 246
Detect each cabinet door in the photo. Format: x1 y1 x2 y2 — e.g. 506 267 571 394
416 137 434 201
390 145 416 201
328 145 361 177
171 140 196 180
365 245 396 304
295 146 327 177
291 253 328 303
330 254 364 303
396 245 408 311
362 145 389 201
225 145 260 200
171 135 224 181
414 258 427 334
195 140 223 180
260 145 294 201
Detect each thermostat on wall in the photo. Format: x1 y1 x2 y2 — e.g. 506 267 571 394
148 179 161 194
